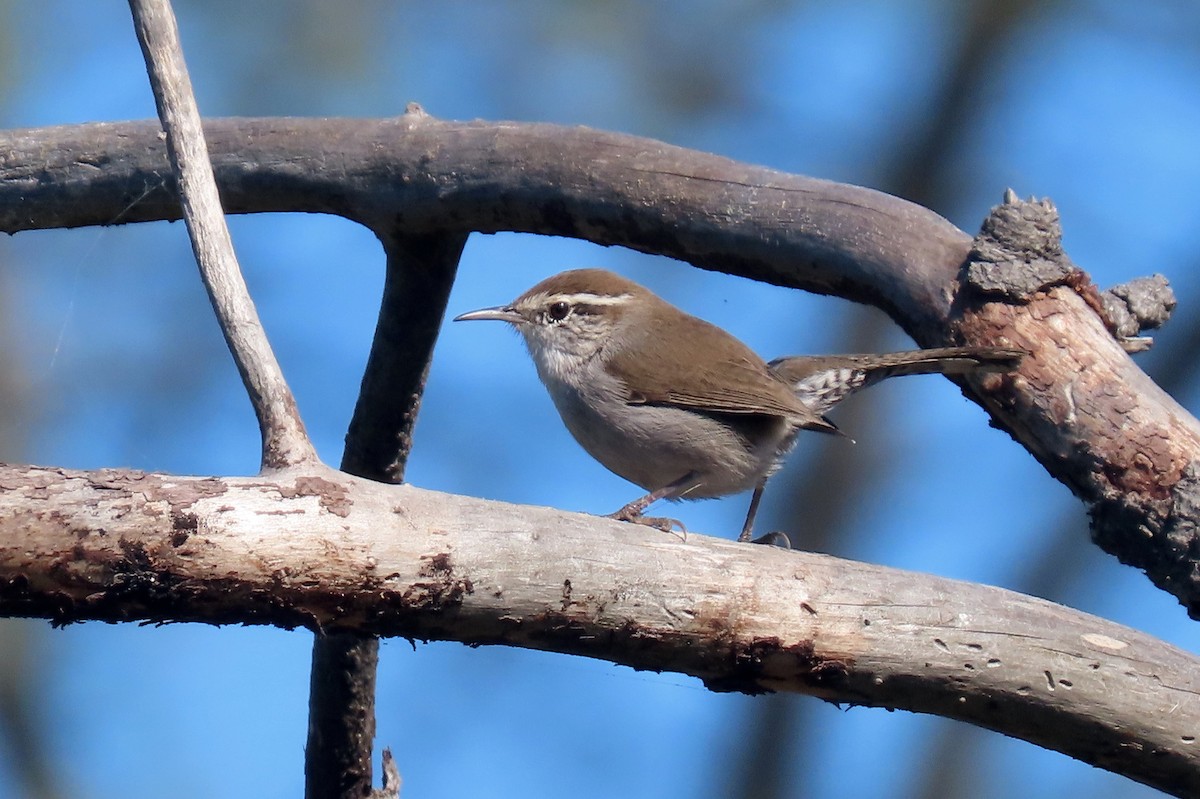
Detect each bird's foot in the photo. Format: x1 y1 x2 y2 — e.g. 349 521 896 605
749 531 791 549
606 507 688 541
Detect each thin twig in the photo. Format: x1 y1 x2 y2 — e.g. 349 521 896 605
126 0 316 469
368 749 402 799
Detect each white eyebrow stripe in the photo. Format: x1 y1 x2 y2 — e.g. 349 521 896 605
543 292 633 305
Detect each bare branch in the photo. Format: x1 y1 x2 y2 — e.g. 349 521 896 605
128 9 351 788
1 117 1194 614
0 463 1195 797
342 225 469 482
305 632 378 798
126 5 316 470
0 117 968 336
954 194 1199 613
368 750 401 799
306 227 467 797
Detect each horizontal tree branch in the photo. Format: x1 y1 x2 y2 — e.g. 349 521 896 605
1 115 1197 615
0 114 967 337
0 463 1196 796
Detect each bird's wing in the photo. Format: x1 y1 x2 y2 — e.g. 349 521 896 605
605 313 837 433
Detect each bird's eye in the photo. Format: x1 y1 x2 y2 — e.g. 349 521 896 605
547 301 570 321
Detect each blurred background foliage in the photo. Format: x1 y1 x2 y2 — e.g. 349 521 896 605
1 1 1199 797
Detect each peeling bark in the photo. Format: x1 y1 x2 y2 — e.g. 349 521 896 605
0 463 1196 796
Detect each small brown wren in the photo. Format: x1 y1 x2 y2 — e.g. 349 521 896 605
455 269 1022 543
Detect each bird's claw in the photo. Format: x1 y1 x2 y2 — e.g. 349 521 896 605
606 509 688 541
749 531 792 549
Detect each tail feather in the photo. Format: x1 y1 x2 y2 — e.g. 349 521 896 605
769 347 1024 416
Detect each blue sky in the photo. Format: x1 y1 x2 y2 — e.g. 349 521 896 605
1 2 1198 797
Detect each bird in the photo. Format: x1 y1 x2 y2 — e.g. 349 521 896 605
455 269 1023 543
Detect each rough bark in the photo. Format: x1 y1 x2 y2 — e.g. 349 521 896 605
0 463 1195 797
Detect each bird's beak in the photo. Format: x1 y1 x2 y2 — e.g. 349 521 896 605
453 306 525 324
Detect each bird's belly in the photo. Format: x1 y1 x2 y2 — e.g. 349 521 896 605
548 385 792 498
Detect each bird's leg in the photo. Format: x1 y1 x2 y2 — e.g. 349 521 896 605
738 479 792 547
607 472 698 536
738 478 768 542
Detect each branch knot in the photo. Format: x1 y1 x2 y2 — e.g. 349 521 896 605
962 189 1174 350
1101 274 1176 339
962 189 1071 301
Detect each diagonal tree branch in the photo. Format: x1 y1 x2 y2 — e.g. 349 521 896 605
0 463 1196 797
126 3 316 470
128 2 356 790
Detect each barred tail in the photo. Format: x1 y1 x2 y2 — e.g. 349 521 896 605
769 347 1024 416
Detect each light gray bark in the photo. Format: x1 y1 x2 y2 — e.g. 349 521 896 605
128 6 314 470
0 463 1195 795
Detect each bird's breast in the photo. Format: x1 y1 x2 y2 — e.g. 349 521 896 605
535 366 793 497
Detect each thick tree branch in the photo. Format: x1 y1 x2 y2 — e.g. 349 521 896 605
0 116 966 335
0 463 1196 797
126 11 315 470
0 116 1194 614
